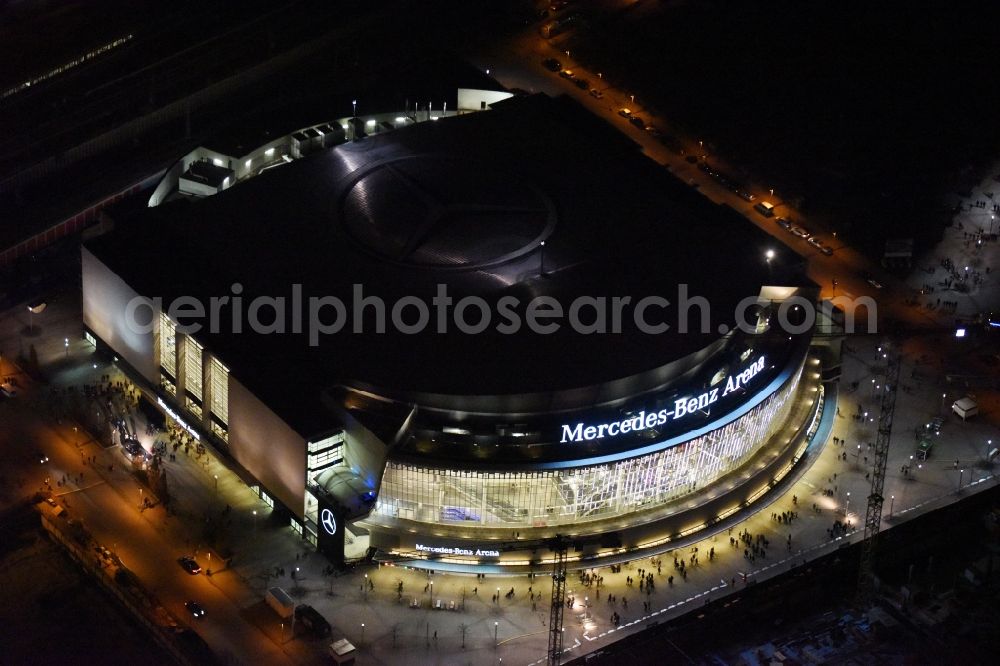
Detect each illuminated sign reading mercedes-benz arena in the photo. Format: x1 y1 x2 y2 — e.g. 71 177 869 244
560 356 767 443
416 543 501 558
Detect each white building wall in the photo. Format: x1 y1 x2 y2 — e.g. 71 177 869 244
227 375 306 517
81 246 158 383
457 88 514 111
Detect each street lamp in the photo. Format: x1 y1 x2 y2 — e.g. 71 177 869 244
888 495 894 518
253 509 257 532
494 621 499 647
361 622 365 646
214 474 218 498
352 99 357 117
138 488 143 510
959 468 964 490
940 393 947 414
64 338 69 357
765 249 775 263
845 491 850 518
540 240 546 276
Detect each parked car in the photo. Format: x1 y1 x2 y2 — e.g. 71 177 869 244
790 225 810 238
658 134 683 154
618 107 632 118
858 272 883 288
629 116 645 128
807 236 824 250
820 246 834 256
589 88 603 99
178 556 201 575
185 601 205 618
37 451 49 464
574 78 589 90
775 217 792 230
559 69 575 79
542 58 562 72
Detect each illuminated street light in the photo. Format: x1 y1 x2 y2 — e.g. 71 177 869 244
352 99 357 117
888 495 894 518
494 621 499 647
765 249 775 263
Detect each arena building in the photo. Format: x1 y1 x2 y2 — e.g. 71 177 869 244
81 92 830 571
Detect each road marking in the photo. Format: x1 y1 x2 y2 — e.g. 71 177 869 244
55 481 106 495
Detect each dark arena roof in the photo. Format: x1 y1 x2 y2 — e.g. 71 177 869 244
87 93 807 439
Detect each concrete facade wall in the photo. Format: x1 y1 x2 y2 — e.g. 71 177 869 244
457 88 513 111
81 246 158 384
227 374 306 517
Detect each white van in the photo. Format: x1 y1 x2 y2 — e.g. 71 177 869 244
952 396 978 420
754 201 775 217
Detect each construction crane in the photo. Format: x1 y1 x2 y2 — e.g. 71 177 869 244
857 347 901 605
548 538 569 665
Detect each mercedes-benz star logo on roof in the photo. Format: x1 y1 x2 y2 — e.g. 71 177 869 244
338 155 557 270
320 508 337 536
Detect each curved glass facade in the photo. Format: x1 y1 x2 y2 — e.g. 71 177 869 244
370 358 806 530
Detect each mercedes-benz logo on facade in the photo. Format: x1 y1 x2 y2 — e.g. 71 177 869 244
320 508 337 536
338 155 557 270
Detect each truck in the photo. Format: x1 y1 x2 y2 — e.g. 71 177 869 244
952 396 979 420
265 587 294 619
294 604 331 636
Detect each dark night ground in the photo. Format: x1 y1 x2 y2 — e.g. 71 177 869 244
0 504 175 666
567 0 1000 255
